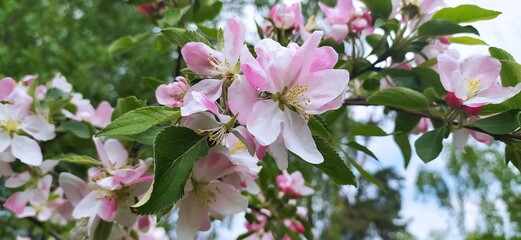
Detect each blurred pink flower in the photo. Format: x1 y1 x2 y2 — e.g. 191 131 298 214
155 76 189 107
269 2 304 30
276 170 314 198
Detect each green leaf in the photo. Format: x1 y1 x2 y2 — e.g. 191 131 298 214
347 156 385 191
349 125 388 137
418 20 479 37
360 0 392 20
98 107 180 137
394 134 412 168
142 76 167 90
411 67 445 94
161 27 212 47
432 5 501 23
506 143 521 172
394 112 421 133
473 110 520 134
308 136 357 186
92 219 113 240
108 34 150 56
192 0 223 23
346 142 378 160
367 87 430 111
159 5 191 27
56 121 95 139
53 153 100 166
414 128 448 163
111 96 146 121
308 116 331 140
132 126 209 214
447 36 487 45
197 24 219 40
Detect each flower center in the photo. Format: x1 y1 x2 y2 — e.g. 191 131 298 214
192 180 217 205
208 53 238 80
272 84 311 118
465 78 481 99
230 141 247 154
1 118 20 134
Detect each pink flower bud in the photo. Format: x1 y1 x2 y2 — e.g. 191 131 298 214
462 105 483 116
444 92 463 109
155 77 189 107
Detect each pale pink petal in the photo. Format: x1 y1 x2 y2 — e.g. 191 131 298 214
300 69 349 114
40 160 59 174
465 83 521 106
59 173 88 205
35 175 53 203
115 205 138 227
98 197 117 221
240 45 266 90
282 110 323 164
0 130 10 153
437 54 460 93
452 129 469 151
11 134 42 166
0 148 16 163
94 137 111 167
72 191 99 219
181 79 223 116
4 191 34 215
92 101 114 128
223 17 245 67
112 160 148 185
104 139 129 169
182 42 224 77
0 160 13 176
326 24 348 43
20 115 56 141
57 201 75 220
206 181 248 216
268 135 289 170
7 88 33 111
51 74 73 93
461 55 501 90
228 76 259 124
265 47 293 93
0 77 15 100
288 31 324 87
246 100 284 146
18 206 37 218
193 147 237 182
310 46 338 72
469 130 493 145
5 171 31 188
254 39 282 69
96 176 122 191
181 112 220 132
177 194 210 240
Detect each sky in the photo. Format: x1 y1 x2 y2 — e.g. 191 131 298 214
210 1 521 239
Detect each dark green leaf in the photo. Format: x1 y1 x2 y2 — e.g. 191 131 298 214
132 126 209 214
142 76 167 90
506 143 521 172
432 5 501 23
360 0 392 20
112 96 146 121
367 87 430 111
161 27 212 47
349 125 388 137
394 134 412 168
98 107 180 137
418 20 479 37
473 110 520 134
192 0 223 23
57 121 95 139
308 116 331 140
347 156 385 191
159 5 191 27
414 128 448 163
308 136 357 186
346 142 378 160
108 34 150 56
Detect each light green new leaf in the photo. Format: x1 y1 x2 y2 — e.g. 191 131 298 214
447 36 487 45
161 27 212 47
97 106 180 137
367 87 430 111
159 5 191 27
111 96 146 121
132 126 209 214
432 5 501 23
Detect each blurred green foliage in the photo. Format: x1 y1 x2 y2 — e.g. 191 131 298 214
0 0 174 105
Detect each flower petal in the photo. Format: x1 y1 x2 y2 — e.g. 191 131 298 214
223 17 245 67
92 101 114 128
465 83 521 106
228 76 259 124
281 110 323 164
104 139 129 169
20 115 56 141
452 129 469 151
461 55 501 90
288 31 324 87
246 100 283 146
11 134 42 166
98 197 117 222
310 46 338 72
207 181 248 216
59 172 88 205
73 191 99 219
5 171 31 188
300 69 349 114
177 194 210 240
437 54 460 93
0 160 13 177
93 137 111 167
0 130 10 153
182 42 224 77
193 147 237 182
0 77 15 100
240 45 266 90
268 135 289 170
4 191 34 215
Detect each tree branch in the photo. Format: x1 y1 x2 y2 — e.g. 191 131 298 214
342 98 521 142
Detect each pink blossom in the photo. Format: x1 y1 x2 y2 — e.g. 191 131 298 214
0 77 16 100
415 37 459 65
155 76 189 107
276 171 314 198
0 103 55 166
4 160 58 215
231 31 349 169
182 17 245 79
65 93 114 128
269 2 304 30
438 54 521 113
176 147 248 240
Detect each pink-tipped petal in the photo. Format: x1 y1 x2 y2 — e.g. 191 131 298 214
98 197 117 221
311 46 338 72
223 17 245 67
465 83 521 106
4 191 34 215
228 76 259 124
11 134 42 166
92 102 114 128
437 54 460 93
182 42 224 77
193 148 237 182
5 171 31 188
240 45 266 90
300 69 349 114
0 77 15 100
326 24 348 43
94 138 111 167
289 31 324 86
